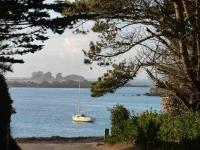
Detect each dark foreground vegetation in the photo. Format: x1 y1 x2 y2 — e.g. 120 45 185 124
0 75 20 150
106 105 200 150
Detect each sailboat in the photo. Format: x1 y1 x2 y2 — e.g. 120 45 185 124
72 81 95 122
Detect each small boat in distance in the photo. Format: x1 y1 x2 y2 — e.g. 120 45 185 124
72 114 95 122
72 81 95 122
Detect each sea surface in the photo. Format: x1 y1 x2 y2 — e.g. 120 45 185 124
10 87 161 138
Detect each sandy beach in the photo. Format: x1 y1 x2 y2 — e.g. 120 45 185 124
17 137 139 150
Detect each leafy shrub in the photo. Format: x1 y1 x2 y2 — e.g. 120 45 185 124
108 105 200 150
106 105 137 143
110 104 130 126
135 112 162 150
158 113 200 150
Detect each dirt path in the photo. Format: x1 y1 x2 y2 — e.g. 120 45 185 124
17 137 139 150
19 143 138 150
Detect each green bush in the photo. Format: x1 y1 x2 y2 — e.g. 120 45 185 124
158 113 200 150
106 105 137 144
108 105 200 150
135 112 162 150
110 104 130 126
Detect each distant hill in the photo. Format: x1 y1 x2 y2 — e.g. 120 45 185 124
29 71 86 83
7 80 91 88
7 71 153 88
7 71 89 88
64 74 85 82
128 79 154 87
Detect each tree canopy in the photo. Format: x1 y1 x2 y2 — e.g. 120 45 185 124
64 0 200 112
0 0 96 73
0 1 97 149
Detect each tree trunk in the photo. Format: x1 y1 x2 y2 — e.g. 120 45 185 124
0 74 21 150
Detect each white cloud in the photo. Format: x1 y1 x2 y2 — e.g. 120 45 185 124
6 30 107 79
6 21 147 80
64 35 89 53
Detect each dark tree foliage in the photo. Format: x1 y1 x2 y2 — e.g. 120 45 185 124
64 0 200 112
0 74 20 150
0 0 97 72
91 61 140 97
0 1 97 149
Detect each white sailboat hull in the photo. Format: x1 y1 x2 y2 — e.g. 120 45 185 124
72 81 95 122
72 114 95 122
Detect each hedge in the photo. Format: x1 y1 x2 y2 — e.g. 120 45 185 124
107 105 200 150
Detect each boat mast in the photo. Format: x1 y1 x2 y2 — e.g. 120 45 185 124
78 80 80 114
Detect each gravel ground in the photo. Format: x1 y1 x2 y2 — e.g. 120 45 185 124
19 143 138 150
17 137 139 150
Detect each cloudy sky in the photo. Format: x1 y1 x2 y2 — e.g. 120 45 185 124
6 25 147 80
6 27 104 78
6 1 148 80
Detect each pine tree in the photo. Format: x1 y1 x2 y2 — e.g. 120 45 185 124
0 75 20 150
64 0 200 112
0 1 96 149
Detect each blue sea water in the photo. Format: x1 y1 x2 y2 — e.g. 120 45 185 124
10 87 161 138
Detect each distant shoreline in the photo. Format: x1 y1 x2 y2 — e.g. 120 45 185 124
7 72 153 88
8 85 151 88
16 136 104 143
9 86 91 89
